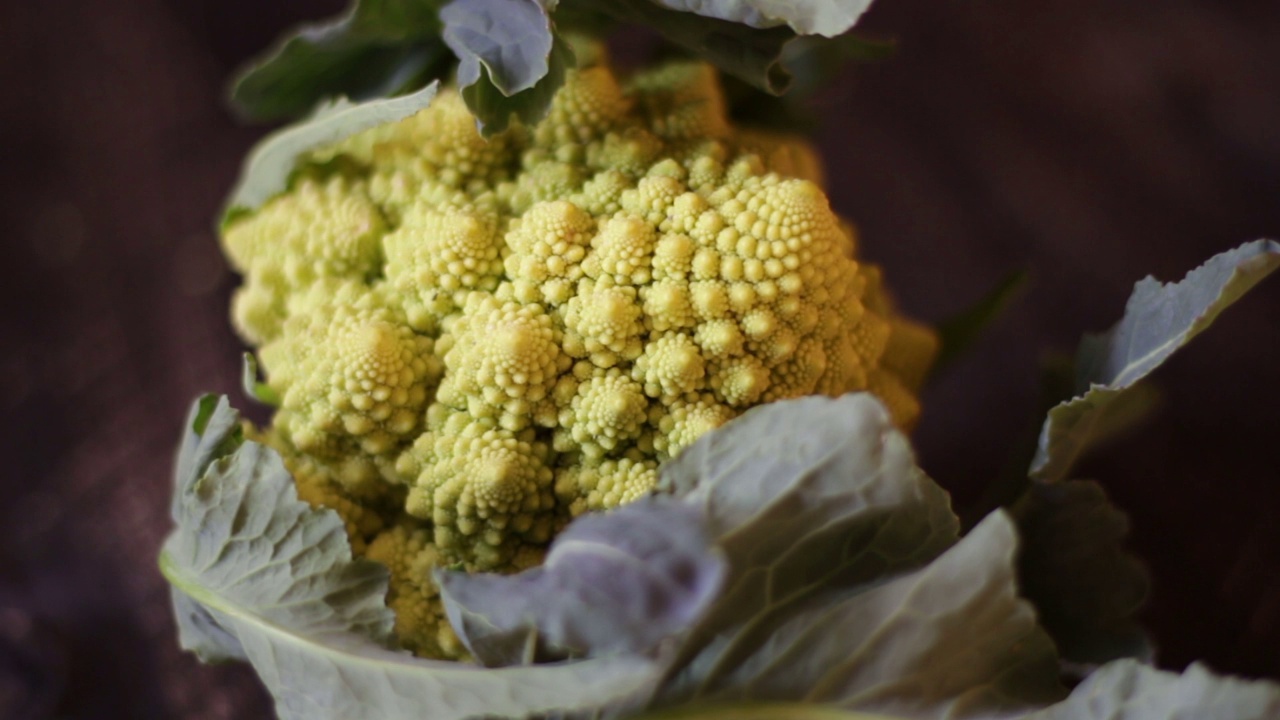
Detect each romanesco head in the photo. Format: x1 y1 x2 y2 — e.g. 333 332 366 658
222 48 937 661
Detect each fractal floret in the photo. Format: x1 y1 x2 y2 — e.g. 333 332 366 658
220 49 937 658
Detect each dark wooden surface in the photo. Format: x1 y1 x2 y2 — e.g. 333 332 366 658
1 1 1278 717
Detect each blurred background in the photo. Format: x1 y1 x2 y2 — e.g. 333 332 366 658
2 0 1279 717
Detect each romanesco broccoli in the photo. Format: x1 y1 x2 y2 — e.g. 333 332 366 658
221 48 937 658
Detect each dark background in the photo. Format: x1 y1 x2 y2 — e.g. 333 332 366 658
2 0 1279 717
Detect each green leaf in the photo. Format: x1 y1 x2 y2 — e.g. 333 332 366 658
164 398 394 662
172 394 242 519
230 0 447 123
933 270 1028 373
627 660 1280 720
967 354 1158 530
457 34 574 136
1030 239 1280 482
222 81 439 221
1025 660 1280 719
354 0 448 36
721 33 895 133
441 0 573 135
634 703 904 720
240 352 281 407
667 513 1065 717
1012 481 1151 665
161 396 664 720
656 394 962 702
562 0 796 94
648 0 877 37
436 497 727 666
442 0 557 96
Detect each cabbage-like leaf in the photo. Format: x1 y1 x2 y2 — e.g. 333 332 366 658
442 0 572 135
228 0 879 135
222 82 438 221
442 0 557 97
670 513 1064 718
1012 480 1151 665
1024 660 1280 719
632 704 903 720
717 33 894 133
229 0 447 123
658 394 961 699
629 661 1280 720
458 35 574 137
1031 239 1280 482
436 497 727 666
171 395 243 519
560 0 795 94
649 0 876 37
160 397 662 720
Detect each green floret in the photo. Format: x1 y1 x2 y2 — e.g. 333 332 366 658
221 46 938 660
398 405 558 570
363 521 465 659
223 177 386 344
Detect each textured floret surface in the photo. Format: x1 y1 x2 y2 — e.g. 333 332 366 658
223 51 936 658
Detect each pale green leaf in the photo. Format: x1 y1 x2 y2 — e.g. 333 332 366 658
669 513 1064 718
160 397 662 720
171 394 242 519
633 703 905 720
559 0 795 94
169 582 247 664
1030 239 1280 482
636 661 1280 720
442 0 572 135
657 394 961 701
442 0 557 96
230 0 446 122
223 82 439 220
436 497 727 666
1025 660 1280 720
457 34 573 136
649 0 876 37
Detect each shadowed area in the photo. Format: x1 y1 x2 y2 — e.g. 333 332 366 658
0 0 1277 716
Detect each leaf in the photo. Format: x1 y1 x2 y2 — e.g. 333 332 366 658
933 270 1028 373
720 33 895 133
648 0 877 38
1025 660 1280 719
966 356 1158 530
633 703 905 720
436 496 727 666
1012 481 1151 665
172 394 242 519
597 661 1280 720
163 400 396 660
160 397 663 720
230 0 447 123
228 0 881 135
441 0 572 135
240 352 281 407
223 82 439 220
169 582 247 663
562 0 796 95
1030 239 1280 482
457 34 574 136
442 0 557 97
673 513 1064 718
657 394 961 700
